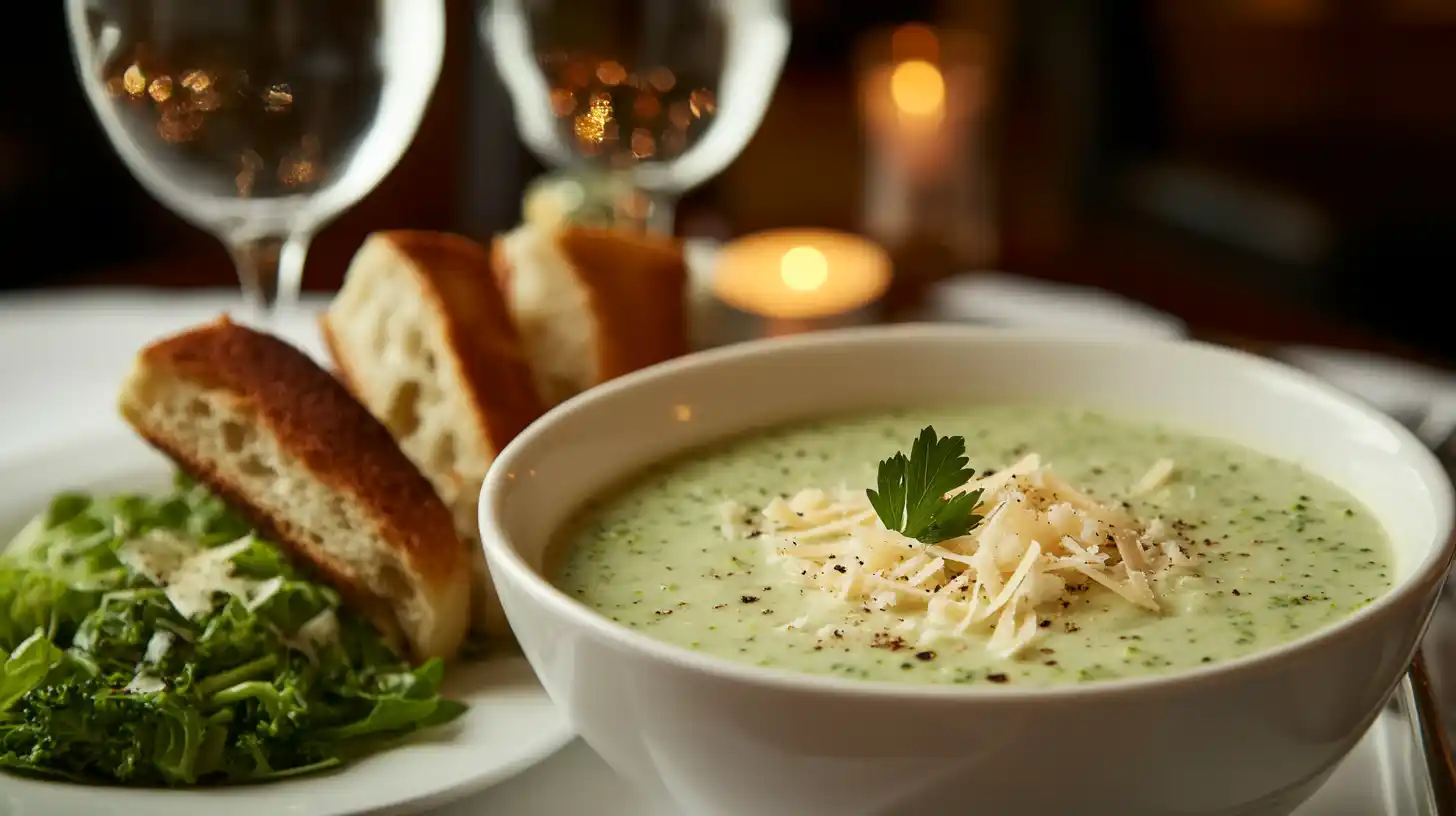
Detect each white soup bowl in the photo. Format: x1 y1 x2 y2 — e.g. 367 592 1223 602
479 325 1455 816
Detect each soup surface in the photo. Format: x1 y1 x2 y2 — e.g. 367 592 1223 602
553 407 1392 686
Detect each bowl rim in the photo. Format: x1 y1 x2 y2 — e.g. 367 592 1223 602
479 323 1456 702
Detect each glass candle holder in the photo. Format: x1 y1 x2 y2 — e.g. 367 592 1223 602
857 22 1002 315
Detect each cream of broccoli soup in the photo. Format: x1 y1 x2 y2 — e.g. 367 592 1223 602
552 406 1393 687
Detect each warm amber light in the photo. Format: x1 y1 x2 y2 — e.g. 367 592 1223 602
596 60 627 86
156 106 201 143
194 91 221 112
633 93 660 118
713 229 891 320
667 101 692 130
550 88 577 116
279 136 320 187
574 93 613 146
780 247 829 292
689 88 716 118
630 128 656 158
562 60 590 88
147 76 173 102
891 23 940 62
264 84 293 112
123 64 146 96
181 69 212 92
890 59 944 117
647 66 676 92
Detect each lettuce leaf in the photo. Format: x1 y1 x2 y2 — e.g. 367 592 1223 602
0 477 465 786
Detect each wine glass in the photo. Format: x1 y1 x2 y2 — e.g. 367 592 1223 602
483 0 790 235
65 0 445 319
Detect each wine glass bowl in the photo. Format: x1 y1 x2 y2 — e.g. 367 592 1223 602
484 0 790 233
66 0 445 315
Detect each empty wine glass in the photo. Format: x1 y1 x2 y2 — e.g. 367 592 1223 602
65 0 445 319
483 0 790 234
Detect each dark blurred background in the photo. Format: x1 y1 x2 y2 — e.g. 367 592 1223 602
5 0 1455 362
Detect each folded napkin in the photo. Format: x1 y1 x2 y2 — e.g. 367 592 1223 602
922 272 1188 340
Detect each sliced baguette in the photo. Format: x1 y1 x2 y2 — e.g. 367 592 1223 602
321 230 545 637
492 223 689 406
119 316 471 663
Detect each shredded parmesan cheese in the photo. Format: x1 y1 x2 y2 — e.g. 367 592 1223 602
143 630 175 665
1130 458 1176 497
117 532 272 619
716 501 752 540
281 609 343 660
124 673 166 695
735 455 1196 657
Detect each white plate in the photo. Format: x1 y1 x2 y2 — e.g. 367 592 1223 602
0 429 574 816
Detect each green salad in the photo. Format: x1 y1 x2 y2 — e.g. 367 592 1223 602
0 475 464 786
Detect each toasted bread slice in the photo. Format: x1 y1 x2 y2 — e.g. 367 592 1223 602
119 316 471 663
321 230 545 637
492 224 688 406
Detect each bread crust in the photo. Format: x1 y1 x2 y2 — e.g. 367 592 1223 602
555 226 688 382
491 225 688 394
121 316 470 660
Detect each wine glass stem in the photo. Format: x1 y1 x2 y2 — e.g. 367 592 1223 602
646 192 678 236
228 232 313 320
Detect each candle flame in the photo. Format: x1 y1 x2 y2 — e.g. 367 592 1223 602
890 59 945 117
780 246 829 292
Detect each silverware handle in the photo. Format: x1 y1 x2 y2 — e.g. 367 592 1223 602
1411 652 1456 815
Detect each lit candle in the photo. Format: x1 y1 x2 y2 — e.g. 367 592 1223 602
856 23 998 269
860 25 964 182
707 228 891 341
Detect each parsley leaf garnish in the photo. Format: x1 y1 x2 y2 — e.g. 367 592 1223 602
866 426 986 544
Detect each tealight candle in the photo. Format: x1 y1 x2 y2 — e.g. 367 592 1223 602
710 229 891 340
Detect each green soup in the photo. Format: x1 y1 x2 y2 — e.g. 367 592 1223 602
553 406 1392 687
